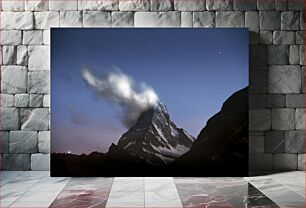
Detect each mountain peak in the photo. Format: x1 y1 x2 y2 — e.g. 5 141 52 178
155 100 167 112
109 101 194 165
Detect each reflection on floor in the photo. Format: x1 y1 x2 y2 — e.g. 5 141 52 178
1 171 304 208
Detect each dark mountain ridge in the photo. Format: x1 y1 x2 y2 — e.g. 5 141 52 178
51 88 248 176
172 87 248 175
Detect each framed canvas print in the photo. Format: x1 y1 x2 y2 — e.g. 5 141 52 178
51 28 248 176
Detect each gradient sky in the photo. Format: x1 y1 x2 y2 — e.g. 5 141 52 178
51 28 248 154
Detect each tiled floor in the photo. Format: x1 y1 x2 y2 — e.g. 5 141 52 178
1 171 305 208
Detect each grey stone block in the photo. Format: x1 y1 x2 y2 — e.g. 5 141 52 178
174 0 205 11
112 12 134 27
193 12 215 27
151 0 173 11
20 108 29 124
245 11 258 32
249 131 264 136
249 109 271 131
289 45 300 64
268 65 301 93
302 66 305 93
249 94 266 109
273 31 295 45
29 94 43 107
2 1 24 11
1 12 15 29
34 11 60 29
249 31 260 45
0 94 14 107
2 46 17 65
233 0 256 10
135 12 180 27
1 66 27 94
267 45 289 64
272 108 295 130
21 108 49 131
264 131 285 153
295 31 304 44
295 108 305 130
14 12 34 30
250 45 267 68
259 11 281 30
257 0 274 10
43 30 50 45
249 136 264 153
250 70 268 93
28 71 50 94
15 94 29 107
249 153 273 171
285 130 304 153
181 12 192 27
206 0 233 10
3 154 31 170
83 11 112 27
286 94 304 107
266 94 286 108
0 108 20 130
28 46 50 71
299 45 304 65
31 153 50 170
275 0 287 11
60 11 83 27
281 11 300 30
0 131 9 153
38 131 50 153
288 0 304 11
260 31 272 44
274 153 298 170
119 0 150 11
216 11 244 27
49 0 77 10
1 30 22 45
23 30 43 45
10 131 38 153
301 12 304 30
298 154 305 170
17 45 28 66
25 0 49 11
43 95 50 107
78 0 118 11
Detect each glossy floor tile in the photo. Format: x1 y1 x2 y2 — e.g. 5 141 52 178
106 191 144 207
1 171 50 208
174 177 232 208
145 177 183 208
0 171 304 208
211 177 280 208
50 190 109 208
50 177 113 208
268 171 305 198
245 175 305 208
110 177 144 192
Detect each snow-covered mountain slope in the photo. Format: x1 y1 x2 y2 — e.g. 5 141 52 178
108 101 194 165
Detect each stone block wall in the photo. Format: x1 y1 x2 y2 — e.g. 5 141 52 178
0 0 304 173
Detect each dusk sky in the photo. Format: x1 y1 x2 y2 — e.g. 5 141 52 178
51 28 248 154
